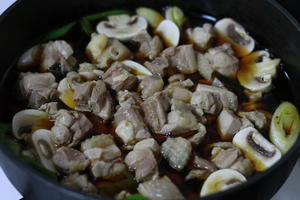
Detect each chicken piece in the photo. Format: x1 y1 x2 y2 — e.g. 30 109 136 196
19 72 58 108
217 108 253 140
185 156 217 181
72 80 114 120
62 173 97 194
117 90 143 107
134 138 161 156
102 62 137 91
81 135 126 179
52 147 90 173
188 123 207 146
115 106 151 146
51 109 93 146
41 40 76 73
164 79 193 103
198 43 239 80
78 62 104 80
161 137 192 171
39 102 59 116
144 57 169 77
191 84 238 114
211 147 240 169
125 148 158 182
238 111 267 129
133 30 163 60
86 34 131 68
230 157 254 177
141 92 170 133
139 75 164 99
168 74 185 83
138 176 184 200
162 45 197 74
159 100 198 135
186 23 215 49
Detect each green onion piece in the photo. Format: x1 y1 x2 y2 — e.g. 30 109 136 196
83 9 131 21
38 22 76 42
124 194 149 200
80 18 94 36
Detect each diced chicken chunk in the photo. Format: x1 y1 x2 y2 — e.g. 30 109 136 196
115 106 151 146
161 137 192 171
102 62 137 91
62 173 97 194
186 23 215 49
72 79 114 120
115 191 131 200
78 62 104 80
41 40 76 73
19 72 58 108
81 135 126 179
239 111 267 129
164 79 193 103
141 92 170 133
162 45 197 74
117 90 143 107
160 100 198 135
138 176 184 200
217 108 253 140
191 84 238 114
186 156 217 181
86 34 131 68
52 146 90 173
211 147 240 169
144 57 169 77
134 138 160 155
125 148 158 182
133 30 163 60
230 157 254 177
139 75 164 99
188 123 207 146
51 109 93 146
39 102 59 116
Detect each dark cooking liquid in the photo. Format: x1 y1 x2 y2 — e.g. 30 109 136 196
2 9 296 199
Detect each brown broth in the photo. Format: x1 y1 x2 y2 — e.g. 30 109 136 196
3 8 297 199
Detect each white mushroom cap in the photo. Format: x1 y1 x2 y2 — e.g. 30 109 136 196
156 20 180 47
233 127 281 171
215 18 255 57
32 129 57 172
96 14 148 41
237 50 280 92
200 169 246 197
12 109 50 139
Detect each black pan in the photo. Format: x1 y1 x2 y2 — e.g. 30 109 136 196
1 0 300 199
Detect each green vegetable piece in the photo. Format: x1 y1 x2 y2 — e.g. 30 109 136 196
80 18 94 36
0 123 21 155
38 22 76 42
124 194 149 200
83 9 131 21
270 102 300 153
165 6 186 28
21 155 58 181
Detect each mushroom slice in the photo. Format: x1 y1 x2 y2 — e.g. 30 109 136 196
122 60 152 77
17 45 43 71
237 50 280 92
270 102 300 153
136 7 164 28
165 6 186 28
200 169 246 197
57 76 77 109
156 20 180 47
32 129 57 172
96 14 148 41
12 109 51 139
233 127 281 171
215 18 255 57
